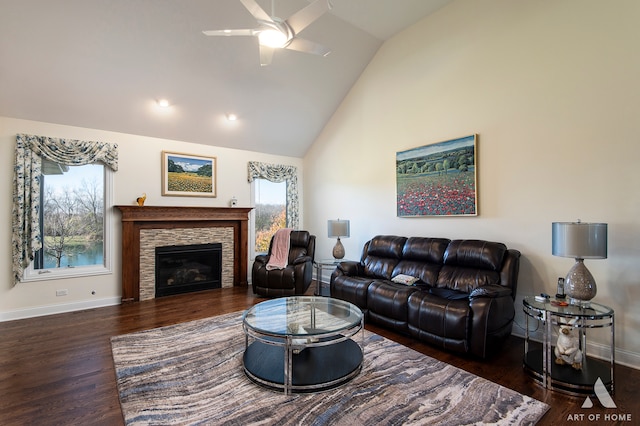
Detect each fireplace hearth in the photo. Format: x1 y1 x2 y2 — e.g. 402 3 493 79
155 243 222 298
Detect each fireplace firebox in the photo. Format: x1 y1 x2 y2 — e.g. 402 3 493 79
155 243 222 298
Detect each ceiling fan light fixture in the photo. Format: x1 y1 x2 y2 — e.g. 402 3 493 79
202 0 331 64
258 29 288 48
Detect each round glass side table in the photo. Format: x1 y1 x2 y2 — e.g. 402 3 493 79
314 259 353 296
522 296 614 395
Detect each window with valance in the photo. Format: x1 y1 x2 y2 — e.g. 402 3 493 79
247 161 299 229
12 134 118 285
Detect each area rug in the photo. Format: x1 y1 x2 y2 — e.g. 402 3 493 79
110 312 549 425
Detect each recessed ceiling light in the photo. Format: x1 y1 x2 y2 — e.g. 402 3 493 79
157 99 170 108
226 113 238 121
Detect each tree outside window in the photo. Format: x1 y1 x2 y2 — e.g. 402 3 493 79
37 164 105 269
254 179 286 253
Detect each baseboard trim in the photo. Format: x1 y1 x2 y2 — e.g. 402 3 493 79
0 297 121 322
511 329 639 370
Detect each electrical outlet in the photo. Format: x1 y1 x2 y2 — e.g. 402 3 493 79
56 289 68 297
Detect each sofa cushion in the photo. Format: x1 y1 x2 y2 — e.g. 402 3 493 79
429 287 469 300
402 237 450 263
387 237 449 286
407 291 470 353
367 235 407 258
362 235 407 280
367 280 418 333
437 240 505 293
436 266 500 293
330 275 373 311
391 262 436 286
287 231 311 263
443 240 507 271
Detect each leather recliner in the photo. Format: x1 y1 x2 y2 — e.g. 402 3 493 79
252 230 316 297
330 235 520 358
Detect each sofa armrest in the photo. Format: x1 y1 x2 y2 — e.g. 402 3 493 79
336 261 363 276
469 284 512 299
254 254 269 265
292 255 312 265
500 249 521 300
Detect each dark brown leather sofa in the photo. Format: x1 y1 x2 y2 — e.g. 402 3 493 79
330 235 521 358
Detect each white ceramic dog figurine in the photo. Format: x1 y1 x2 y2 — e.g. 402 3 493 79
555 319 582 370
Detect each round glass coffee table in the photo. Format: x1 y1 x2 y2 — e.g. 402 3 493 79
242 296 364 395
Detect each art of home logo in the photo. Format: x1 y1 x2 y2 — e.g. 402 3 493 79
566 378 632 422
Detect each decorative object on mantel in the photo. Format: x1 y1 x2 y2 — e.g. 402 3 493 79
396 134 477 217
552 220 608 307
328 219 349 259
162 151 217 197
136 193 146 206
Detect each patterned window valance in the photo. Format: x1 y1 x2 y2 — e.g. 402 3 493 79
247 161 299 229
12 134 118 285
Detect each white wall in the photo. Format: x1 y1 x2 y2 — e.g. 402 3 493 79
304 0 640 367
0 116 303 319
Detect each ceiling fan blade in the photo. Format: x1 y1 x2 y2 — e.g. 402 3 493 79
286 0 331 35
239 0 275 24
202 29 255 36
285 37 331 57
259 44 275 66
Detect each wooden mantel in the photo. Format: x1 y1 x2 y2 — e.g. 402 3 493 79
115 206 252 302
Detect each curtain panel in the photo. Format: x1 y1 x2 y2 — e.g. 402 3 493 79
12 134 118 285
247 161 299 229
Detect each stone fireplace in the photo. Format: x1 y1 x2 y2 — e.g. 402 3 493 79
140 228 232 300
154 243 222 298
116 206 252 302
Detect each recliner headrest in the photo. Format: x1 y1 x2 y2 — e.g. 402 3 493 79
290 230 310 247
402 237 450 263
443 240 506 271
367 235 407 259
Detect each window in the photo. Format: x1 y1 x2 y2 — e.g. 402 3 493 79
253 179 287 253
246 161 299 258
25 162 113 281
12 133 118 285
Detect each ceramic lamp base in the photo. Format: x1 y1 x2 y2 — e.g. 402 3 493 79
564 258 597 307
332 237 345 259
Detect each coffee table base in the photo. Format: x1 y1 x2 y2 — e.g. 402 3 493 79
243 339 363 393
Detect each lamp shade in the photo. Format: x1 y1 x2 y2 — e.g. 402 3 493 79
552 222 607 259
327 220 350 238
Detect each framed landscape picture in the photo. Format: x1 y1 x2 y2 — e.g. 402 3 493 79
162 151 217 197
396 135 477 217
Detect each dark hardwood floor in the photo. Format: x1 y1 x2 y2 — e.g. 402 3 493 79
0 285 637 425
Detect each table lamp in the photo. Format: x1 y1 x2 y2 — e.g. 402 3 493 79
552 220 607 307
328 219 350 259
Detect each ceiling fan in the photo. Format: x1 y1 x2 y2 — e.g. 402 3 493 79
203 0 333 66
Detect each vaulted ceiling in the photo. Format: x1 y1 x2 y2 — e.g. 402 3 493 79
0 0 452 157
